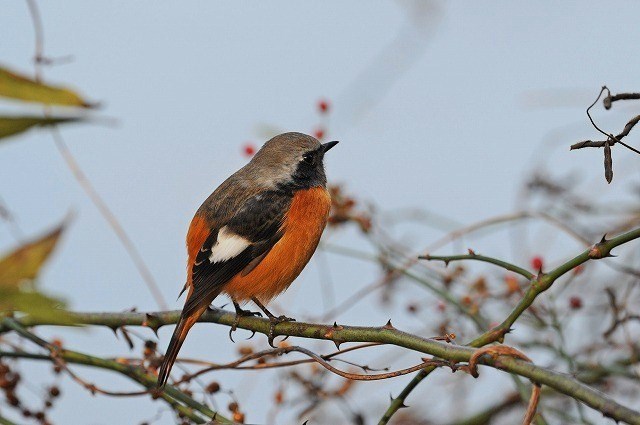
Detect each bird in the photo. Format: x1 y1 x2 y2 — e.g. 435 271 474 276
157 132 338 388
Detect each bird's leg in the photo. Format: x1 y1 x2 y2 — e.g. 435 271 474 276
251 297 295 347
228 300 262 342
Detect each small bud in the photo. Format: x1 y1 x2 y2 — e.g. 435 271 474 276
242 143 256 157
318 99 330 113
237 345 253 356
49 386 61 398
206 381 220 393
233 411 245 423
531 256 544 271
569 296 583 310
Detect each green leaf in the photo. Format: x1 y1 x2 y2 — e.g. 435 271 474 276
0 288 69 322
0 65 93 107
0 116 82 140
0 221 66 287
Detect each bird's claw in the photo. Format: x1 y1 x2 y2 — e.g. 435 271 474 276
228 306 263 343
267 315 296 348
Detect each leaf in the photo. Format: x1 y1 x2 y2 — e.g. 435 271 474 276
0 220 66 287
0 288 69 322
604 141 613 184
0 65 93 107
0 116 82 140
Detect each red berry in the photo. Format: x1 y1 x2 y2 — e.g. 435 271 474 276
531 256 544 271
569 296 582 309
317 99 330 113
313 128 325 140
242 143 256 157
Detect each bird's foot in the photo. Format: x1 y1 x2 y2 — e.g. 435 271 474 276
229 302 262 342
267 315 296 348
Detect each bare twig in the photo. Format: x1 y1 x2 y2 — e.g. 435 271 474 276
604 91 640 109
23 0 168 310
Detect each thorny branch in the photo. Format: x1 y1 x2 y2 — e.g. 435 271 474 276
3 282 640 425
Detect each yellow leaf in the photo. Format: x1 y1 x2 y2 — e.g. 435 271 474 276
0 221 66 287
0 116 82 140
0 64 94 107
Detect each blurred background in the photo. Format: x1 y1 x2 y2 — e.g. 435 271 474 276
2 1 640 424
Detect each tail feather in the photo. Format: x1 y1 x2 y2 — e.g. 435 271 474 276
157 306 207 388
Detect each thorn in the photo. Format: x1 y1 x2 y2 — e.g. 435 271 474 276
605 253 617 258
333 339 342 350
245 330 256 340
444 260 450 267
467 248 476 256
389 393 395 402
108 325 119 336
144 313 161 336
383 319 395 330
399 402 409 409
228 328 236 343
600 234 608 244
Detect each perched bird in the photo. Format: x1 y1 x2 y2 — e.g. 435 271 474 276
157 132 338 388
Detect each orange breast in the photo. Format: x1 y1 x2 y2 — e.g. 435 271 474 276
223 186 331 303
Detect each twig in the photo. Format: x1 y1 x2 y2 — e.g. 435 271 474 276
524 385 542 425
176 343 382 383
0 319 231 424
381 226 640 425
469 227 640 348
570 86 640 156
23 0 168 310
603 91 640 109
420 252 535 280
377 367 430 425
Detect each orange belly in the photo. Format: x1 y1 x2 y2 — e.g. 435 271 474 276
223 186 331 303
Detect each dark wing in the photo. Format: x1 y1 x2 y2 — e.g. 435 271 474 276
182 190 291 317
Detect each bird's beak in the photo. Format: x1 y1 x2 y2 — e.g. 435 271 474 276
322 141 339 153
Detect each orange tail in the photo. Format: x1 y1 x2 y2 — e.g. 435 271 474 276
157 305 207 388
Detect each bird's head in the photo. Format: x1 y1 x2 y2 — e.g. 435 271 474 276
246 132 338 190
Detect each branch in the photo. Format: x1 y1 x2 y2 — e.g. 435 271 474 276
420 251 535 280
5 310 640 424
0 318 232 424
378 367 432 425
469 228 640 347
383 226 640 424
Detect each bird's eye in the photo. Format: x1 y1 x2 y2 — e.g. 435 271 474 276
302 153 315 165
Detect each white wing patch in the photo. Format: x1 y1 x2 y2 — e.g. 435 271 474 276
209 226 251 263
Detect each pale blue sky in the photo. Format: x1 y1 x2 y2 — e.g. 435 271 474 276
2 1 640 424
